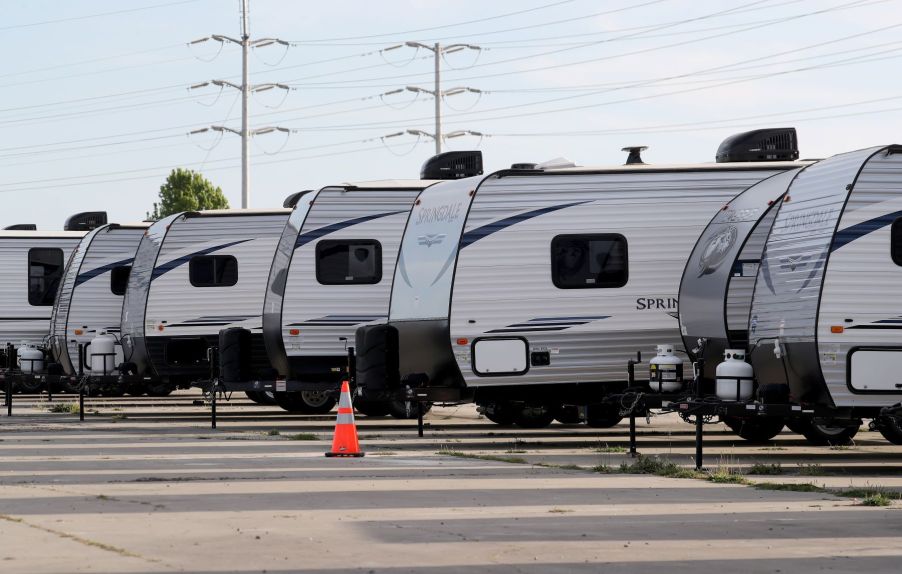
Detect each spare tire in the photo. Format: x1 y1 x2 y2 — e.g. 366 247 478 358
876 416 902 445
791 418 860 446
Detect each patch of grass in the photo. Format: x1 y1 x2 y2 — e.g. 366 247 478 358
285 433 317 441
548 508 574 513
797 463 826 476
47 402 79 414
594 443 627 454
748 463 783 475
535 462 583 471
754 482 825 493
861 493 894 507
110 413 127 421
829 444 853 451
617 456 705 479
592 464 616 474
707 468 750 485
265 429 281 436
834 488 902 502
195 436 213 440
437 450 528 465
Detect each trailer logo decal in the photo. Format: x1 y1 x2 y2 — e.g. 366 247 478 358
486 315 609 333
418 234 446 247
294 211 406 249
460 201 590 249
697 226 737 276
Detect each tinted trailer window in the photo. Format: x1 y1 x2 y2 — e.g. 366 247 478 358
551 234 628 289
316 239 382 285
28 248 64 306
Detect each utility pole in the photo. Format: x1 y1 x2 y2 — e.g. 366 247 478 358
403 42 481 155
188 0 289 208
434 42 441 154
240 0 250 209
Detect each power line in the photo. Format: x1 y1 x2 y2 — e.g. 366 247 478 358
0 0 204 31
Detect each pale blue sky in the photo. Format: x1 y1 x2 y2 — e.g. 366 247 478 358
2 0 901 228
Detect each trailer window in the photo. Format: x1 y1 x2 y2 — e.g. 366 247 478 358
892 218 902 266
110 265 131 296
316 239 382 285
189 255 238 287
551 234 628 289
28 248 64 306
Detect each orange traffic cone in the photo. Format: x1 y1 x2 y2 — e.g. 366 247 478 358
325 380 364 457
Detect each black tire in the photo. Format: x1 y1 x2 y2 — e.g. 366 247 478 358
145 383 174 397
101 385 125 398
273 390 337 414
17 377 43 394
723 415 785 443
784 419 809 435
61 379 82 394
388 400 432 419
553 404 582 425
512 404 555 429
245 390 277 406
481 402 517 425
354 399 391 417
124 384 146 396
876 416 902 445
586 403 623 428
791 418 860 446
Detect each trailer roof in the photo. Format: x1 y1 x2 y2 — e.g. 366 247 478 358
182 208 292 218
0 231 87 239
532 160 815 175
336 179 442 189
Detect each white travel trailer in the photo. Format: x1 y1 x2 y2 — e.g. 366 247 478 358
120 209 290 392
48 222 150 394
262 180 438 415
357 131 806 427
680 144 902 445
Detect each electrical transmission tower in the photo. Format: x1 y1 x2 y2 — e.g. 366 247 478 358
188 0 289 208
385 42 483 154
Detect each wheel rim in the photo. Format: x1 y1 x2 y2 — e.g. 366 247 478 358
301 390 331 408
814 423 852 436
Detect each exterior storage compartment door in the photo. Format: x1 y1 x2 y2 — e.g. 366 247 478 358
473 337 528 376
849 348 902 393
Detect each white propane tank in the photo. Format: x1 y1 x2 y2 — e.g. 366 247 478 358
715 349 754 401
17 344 44 374
648 344 683 392
90 332 117 375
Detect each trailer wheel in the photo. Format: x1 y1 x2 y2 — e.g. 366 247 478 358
723 415 784 443
791 418 860 446
388 400 432 419
513 404 555 429
876 416 902 445
101 386 125 398
145 383 174 397
354 399 391 417
481 402 516 425
124 384 146 396
273 391 337 414
586 403 623 428
553 405 582 425
17 378 43 394
245 391 277 406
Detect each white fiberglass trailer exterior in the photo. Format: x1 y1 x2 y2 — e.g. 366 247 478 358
358 156 804 424
748 147 902 416
0 230 85 351
121 209 290 385
262 181 434 408
49 223 150 376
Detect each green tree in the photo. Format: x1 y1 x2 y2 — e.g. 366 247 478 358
147 168 230 220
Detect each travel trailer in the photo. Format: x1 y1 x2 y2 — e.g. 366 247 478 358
120 209 290 393
48 222 150 394
0 212 106 391
262 180 438 415
680 144 902 445
356 130 808 428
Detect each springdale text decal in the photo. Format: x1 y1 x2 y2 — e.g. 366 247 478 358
636 297 679 311
415 202 463 225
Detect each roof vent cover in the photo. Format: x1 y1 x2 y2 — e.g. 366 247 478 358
64 211 108 231
283 190 314 208
716 128 799 163
4 224 37 231
420 151 483 180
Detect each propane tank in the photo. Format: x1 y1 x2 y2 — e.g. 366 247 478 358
17 344 44 374
90 332 117 375
648 344 683 392
715 349 754 401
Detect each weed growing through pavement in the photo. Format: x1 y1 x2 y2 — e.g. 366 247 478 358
265 429 280 436
829 444 854 451
47 402 80 414
436 448 528 465
748 463 783 475
548 508 574 513
754 482 825 493
285 433 317 441
797 463 826 476
594 443 627 454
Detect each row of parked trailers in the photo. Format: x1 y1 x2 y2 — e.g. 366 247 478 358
2 127 901 447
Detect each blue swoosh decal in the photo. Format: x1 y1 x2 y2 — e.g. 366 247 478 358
151 239 251 281
831 209 902 252
74 257 134 287
460 201 590 249
295 210 406 249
